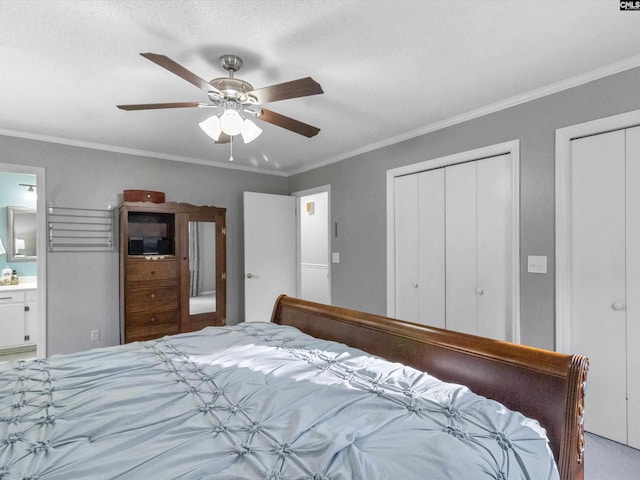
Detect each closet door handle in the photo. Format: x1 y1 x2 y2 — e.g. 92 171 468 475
476 289 484 296
413 283 419 288
612 302 625 311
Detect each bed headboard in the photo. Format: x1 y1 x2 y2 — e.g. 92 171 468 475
271 295 589 480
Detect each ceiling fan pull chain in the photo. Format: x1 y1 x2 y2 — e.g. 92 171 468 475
229 135 234 162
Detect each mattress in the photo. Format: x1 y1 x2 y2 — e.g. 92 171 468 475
0 323 559 479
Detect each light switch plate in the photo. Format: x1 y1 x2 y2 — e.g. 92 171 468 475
332 252 340 263
527 255 547 274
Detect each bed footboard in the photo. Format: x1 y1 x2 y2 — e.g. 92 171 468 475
271 295 589 480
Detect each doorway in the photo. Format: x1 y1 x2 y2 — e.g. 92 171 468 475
0 162 47 360
556 111 640 448
243 187 331 322
294 186 331 305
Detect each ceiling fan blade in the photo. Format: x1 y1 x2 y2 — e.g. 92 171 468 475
117 102 201 111
258 109 320 138
140 53 221 95
248 77 323 104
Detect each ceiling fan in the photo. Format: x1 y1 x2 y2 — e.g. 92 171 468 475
117 52 323 148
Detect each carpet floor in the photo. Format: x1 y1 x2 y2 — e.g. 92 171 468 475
585 432 640 479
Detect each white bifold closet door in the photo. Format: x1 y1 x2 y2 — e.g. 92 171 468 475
394 170 445 328
394 154 512 341
569 126 640 448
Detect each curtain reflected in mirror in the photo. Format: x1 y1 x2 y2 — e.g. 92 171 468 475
189 221 216 314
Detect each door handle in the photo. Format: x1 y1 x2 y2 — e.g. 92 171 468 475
246 273 259 279
476 289 484 296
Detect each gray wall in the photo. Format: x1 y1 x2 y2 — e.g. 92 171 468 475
288 66 640 350
0 135 287 354
3 66 640 354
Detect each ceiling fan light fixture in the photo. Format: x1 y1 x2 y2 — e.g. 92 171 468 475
241 118 262 144
199 115 223 141
219 109 244 136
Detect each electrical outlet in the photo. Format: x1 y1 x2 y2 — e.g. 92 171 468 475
91 329 100 341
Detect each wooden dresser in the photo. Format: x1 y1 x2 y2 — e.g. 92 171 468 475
124 256 180 341
119 201 226 343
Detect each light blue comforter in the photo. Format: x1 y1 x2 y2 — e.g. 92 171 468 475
0 323 559 479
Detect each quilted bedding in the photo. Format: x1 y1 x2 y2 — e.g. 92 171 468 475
0 322 559 479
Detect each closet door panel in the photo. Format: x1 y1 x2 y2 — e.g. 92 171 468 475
476 154 512 341
394 174 419 322
445 162 477 335
570 130 627 443
626 125 640 449
418 169 445 328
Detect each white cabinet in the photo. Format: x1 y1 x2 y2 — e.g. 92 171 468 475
0 288 37 349
393 154 514 341
25 289 38 344
0 291 26 348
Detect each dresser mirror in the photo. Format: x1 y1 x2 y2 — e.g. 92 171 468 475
181 204 226 332
7 206 37 261
188 220 216 315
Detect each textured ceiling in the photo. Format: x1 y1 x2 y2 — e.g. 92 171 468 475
1 0 640 175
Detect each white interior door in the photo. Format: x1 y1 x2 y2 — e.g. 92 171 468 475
445 161 478 335
476 154 512 341
394 174 420 322
418 169 445 328
243 192 296 323
570 130 627 444
626 126 640 448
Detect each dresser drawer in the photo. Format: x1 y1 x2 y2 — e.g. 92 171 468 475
125 322 180 343
125 286 178 313
126 259 177 284
126 309 178 329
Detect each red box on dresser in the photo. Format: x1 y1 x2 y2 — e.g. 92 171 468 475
123 190 165 203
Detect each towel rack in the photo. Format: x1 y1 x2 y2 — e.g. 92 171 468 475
48 203 116 252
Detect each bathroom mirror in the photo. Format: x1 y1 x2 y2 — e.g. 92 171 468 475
7 206 37 261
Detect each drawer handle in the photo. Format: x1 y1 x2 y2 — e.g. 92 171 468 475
0 296 13 300
150 293 156 299
150 316 156 323
150 271 156 275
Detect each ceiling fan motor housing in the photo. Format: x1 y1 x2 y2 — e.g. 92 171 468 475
209 55 257 103
209 77 254 99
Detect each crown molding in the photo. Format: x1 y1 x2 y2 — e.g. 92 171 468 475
289 53 640 176
3 54 640 178
0 128 288 177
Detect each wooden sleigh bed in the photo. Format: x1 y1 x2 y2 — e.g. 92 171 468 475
271 295 590 480
0 295 588 479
